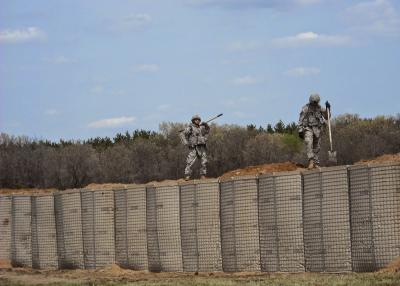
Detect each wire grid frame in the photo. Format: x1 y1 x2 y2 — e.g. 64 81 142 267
369 163 400 269
81 189 115 269
155 183 183 272
31 195 58 269
0 195 12 263
11 195 32 267
302 167 352 272
54 190 84 269
114 186 148 270
179 179 222 272
220 176 261 272
146 185 161 272
258 172 305 272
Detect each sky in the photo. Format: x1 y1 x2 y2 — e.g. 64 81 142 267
1 0 399 141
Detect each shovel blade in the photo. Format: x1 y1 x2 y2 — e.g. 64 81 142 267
328 150 337 164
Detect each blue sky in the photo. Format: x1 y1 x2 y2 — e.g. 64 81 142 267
1 0 399 140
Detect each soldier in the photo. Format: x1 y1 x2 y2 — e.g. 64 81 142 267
180 115 210 180
298 93 331 169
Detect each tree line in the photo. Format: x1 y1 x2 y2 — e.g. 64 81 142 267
0 113 399 190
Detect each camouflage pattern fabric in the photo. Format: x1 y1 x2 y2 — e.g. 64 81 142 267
184 145 207 176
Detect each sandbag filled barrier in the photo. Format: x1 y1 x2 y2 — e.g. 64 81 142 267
179 179 222 272
54 190 84 269
258 171 305 272
11 195 32 268
0 195 12 265
349 162 400 272
114 187 148 270
220 176 261 272
146 183 183 272
81 189 115 269
31 195 58 269
302 166 352 272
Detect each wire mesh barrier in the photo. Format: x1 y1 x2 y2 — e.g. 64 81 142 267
179 179 222 272
258 171 305 272
54 190 84 269
81 189 115 269
349 162 400 272
11 195 32 267
0 195 12 264
31 195 58 269
146 183 183 272
302 167 352 272
220 176 261 272
114 186 148 270
2 162 400 272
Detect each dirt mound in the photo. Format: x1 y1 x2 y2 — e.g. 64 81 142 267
379 257 400 273
220 162 304 179
0 188 57 195
0 259 11 269
84 183 133 190
356 153 400 165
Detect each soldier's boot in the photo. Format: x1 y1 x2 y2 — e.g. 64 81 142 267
185 175 190 181
200 175 206 180
307 159 315 170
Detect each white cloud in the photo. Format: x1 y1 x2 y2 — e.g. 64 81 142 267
88 116 136 128
231 75 263 86
135 64 160 72
90 85 105 95
285 67 321 77
45 109 58 116
156 104 171 111
44 56 76 65
110 13 152 32
346 0 400 36
272 31 352 47
188 0 320 9
0 27 46 44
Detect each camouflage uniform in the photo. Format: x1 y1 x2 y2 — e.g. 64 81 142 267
298 94 327 167
180 115 210 177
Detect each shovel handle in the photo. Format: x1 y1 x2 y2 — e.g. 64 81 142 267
327 108 333 151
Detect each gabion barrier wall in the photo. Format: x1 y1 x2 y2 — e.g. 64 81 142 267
349 163 400 272
115 186 148 270
302 166 352 272
54 190 84 269
81 189 115 269
220 176 260 272
146 183 183 272
179 179 222 272
11 195 32 268
258 171 305 272
0 195 12 263
31 195 58 269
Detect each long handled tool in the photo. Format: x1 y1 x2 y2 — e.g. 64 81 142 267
326 104 337 164
179 113 223 132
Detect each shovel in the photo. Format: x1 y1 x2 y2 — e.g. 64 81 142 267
326 105 337 164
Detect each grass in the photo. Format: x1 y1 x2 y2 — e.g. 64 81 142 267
1 273 400 286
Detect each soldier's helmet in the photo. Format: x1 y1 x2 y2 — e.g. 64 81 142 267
191 114 201 122
309 93 320 104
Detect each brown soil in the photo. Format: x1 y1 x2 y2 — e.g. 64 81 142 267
0 259 11 269
356 153 400 165
84 183 133 190
0 188 57 196
219 162 305 179
379 257 400 273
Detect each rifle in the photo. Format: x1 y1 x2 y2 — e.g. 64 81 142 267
179 113 223 132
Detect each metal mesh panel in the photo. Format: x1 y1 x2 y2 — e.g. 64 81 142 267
11 195 32 267
180 180 222 272
31 195 58 269
303 167 352 272
220 176 260 272
115 187 148 270
81 189 115 269
146 186 161 272
155 184 183 272
0 196 12 264
54 190 84 269
349 165 376 272
369 163 400 269
259 172 305 272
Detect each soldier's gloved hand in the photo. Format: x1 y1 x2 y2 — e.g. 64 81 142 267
325 101 331 111
201 122 210 129
298 127 304 139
